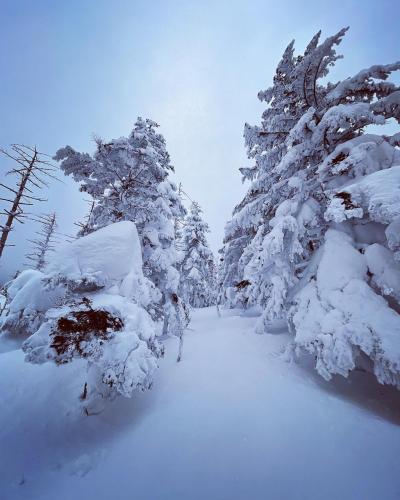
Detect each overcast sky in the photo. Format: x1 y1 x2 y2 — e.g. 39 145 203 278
1 0 399 281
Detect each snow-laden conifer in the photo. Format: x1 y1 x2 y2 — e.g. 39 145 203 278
54 118 187 338
179 202 215 308
218 32 316 308
223 28 400 388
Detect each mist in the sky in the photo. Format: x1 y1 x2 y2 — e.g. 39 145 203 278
1 0 399 281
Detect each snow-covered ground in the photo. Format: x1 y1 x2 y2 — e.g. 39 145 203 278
1 307 400 500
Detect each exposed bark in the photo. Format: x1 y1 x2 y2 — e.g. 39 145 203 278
0 145 58 260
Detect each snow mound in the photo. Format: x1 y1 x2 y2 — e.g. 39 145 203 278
1 221 159 337
46 221 143 285
1 222 162 410
291 229 400 387
1 269 66 337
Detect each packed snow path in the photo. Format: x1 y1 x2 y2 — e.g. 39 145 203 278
1 307 400 499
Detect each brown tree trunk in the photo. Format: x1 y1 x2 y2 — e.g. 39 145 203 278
0 150 37 260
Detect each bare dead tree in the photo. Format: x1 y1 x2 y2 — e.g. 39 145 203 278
75 199 95 237
0 145 58 260
25 212 58 270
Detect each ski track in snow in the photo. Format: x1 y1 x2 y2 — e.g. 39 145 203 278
1 307 400 500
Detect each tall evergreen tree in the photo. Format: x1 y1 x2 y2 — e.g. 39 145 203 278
218 32 318 308
222 29 400 388
180 202 215 308
54 118 187 337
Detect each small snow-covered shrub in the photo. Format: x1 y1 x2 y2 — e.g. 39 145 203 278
0 269 66 337
2 221 162 411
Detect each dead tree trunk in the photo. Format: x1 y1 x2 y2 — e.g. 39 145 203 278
0 149 37 259
0 145 58 261
25 212 58 270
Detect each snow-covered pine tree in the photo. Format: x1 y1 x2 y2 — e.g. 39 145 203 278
288 56 400 387
222 27 352 322
54 118 187 338
174 182 185 252
179 202 215 308
218 34 314 309
224 28 400 388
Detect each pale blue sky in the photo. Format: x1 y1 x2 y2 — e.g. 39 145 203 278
1 0 399 280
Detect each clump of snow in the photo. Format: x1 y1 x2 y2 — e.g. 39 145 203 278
386 216 400 261
364 244 400 302
325 166 400 224
319 135 400 182
46 221 144 286
1 269 66 337
291 229 400 387
1 221 162 411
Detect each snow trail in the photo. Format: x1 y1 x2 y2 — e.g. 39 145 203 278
1 307 400 500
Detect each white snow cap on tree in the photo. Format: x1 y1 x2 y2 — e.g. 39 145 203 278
179 202 216 308
222 27 400 389
54 117 188 338
291 229 400 387
2 222 162 411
